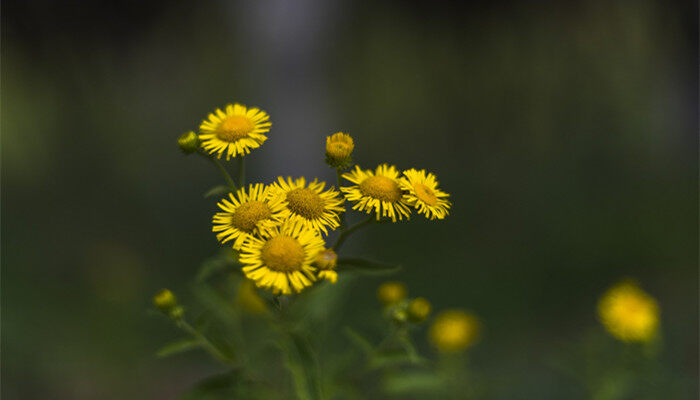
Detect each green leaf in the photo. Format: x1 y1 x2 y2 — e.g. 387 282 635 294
336 257 401 275
369 349 427 370
156 338 201 358
383 371 445 394
343 327 374 355
204 185 233 198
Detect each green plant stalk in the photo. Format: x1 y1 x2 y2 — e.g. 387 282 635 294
176 317 235 365
332 215 377 252
199 150 238 192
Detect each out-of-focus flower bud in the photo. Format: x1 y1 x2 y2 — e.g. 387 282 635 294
177 131 200 154
407 297 432 323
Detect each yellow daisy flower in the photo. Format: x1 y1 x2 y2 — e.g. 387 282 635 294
271 177 345 236
399 168 451 220
341 164 411 222
212 184 286 250
314 248 338 283
238 220 325 295
199 103 271 160
598 280 659 343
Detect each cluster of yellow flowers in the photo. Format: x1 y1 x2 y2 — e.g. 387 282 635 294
178 102 451 295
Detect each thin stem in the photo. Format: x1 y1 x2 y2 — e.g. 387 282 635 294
238 157 246 188
209 157 238 192
332 215 375 252
335 168 346 231
177 317 235 365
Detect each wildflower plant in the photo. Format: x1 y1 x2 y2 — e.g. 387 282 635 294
154 101 469 399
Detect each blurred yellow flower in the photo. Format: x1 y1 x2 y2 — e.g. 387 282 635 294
314 248 338 283
153 289 177 312
199 103 271 160
399 168 451 220
239 220 324 295
377 281 407 305
341 164 411 222
237 279 268 314
429 310 480 353
407 297 432 323
212 184 286 250
325 132 354 168
598 280 659 343
270 177 345 236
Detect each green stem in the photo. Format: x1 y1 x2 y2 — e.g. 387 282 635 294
208 157 238 192
177 318 235 365
238 157 246 188
332 215 376 252
335 168 346 231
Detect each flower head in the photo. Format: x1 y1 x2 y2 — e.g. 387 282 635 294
325 132 354 168
407 297 432 323
199 103 271 160
153 289 177 312
177 131 200 154
377 281 407 306
429 310 480 353
400 169 451 220
271 177 345 236
341 164 411 222
314 248 338 283
239 220 325 295
212 184 286 250
598 280 659 343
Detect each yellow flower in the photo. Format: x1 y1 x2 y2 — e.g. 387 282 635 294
341 164 411 222
212 184 286 250
271 177 345 236
325 132 354 168
377 281 407 305
429 310 480 353
239 219 325 295
407 297 432 323
314 248 338 283
199 103 271 160
399 169 451 220
598 281 659 343
237 279 268 314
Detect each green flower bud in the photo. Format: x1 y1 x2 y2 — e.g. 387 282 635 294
153 289 177 314
177 131 200 154
407 297 432 323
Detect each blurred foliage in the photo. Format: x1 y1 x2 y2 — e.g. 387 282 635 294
2 0 697 399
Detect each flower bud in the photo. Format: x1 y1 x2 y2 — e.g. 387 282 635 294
407 297 432 323
315 248 339 283
325 132 354 168
377 281 407 306
153 289 178 314
177 131 200 154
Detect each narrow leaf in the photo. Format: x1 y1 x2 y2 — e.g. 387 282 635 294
157 338 201 358
204 185 233 198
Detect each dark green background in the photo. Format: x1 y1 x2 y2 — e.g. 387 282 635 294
2 0 697 398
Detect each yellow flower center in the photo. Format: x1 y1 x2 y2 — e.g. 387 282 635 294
261 235 306 272
286 188 325 219
217 115 254 142
360 176 402 203
414 183 438 206
231 201 271 232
